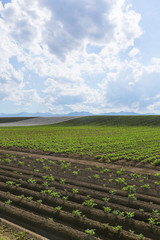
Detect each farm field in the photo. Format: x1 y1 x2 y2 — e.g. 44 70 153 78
1 116 160 167
0 116 160 239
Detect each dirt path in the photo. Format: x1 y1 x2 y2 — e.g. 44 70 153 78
0 149 159 176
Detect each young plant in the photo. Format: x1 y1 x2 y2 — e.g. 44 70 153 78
129 229 135 234
60 178 66 184
141 184 150 190
125 211 135 218
103 206 112 213
137 234 144 240
109 190 116 196
72 210 82 217
27 178 37 184
61 162 71 170
122 185 136 193
103 223 109 229
42 181 49 187
55 206 62 212
18 194 25 199
112 225 122 231
115 177 126 185
148 217 158 226
72 188 79 194
101 168 110 173
112 210 120 215
62 196 68 201
4 199 12 205
102 197 110 203
72 171 79 176
93 174 100 180
6 181 15 186
152 209 159 216
128 194 137 201
18 161 25 166
4 158 12 164
48 175 55 181
82 199 97 208
26 196 33 201
43 165 51 171
85 229 95 236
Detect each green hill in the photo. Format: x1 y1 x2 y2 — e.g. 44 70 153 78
55 115 160 127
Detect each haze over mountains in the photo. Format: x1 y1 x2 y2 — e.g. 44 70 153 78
0 111 150 117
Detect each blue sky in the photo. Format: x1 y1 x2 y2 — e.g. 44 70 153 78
0 0 160 114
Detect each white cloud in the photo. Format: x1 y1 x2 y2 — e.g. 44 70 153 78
1 0 160 114
128 47 140 58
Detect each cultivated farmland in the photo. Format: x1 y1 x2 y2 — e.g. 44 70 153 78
0 116 160 240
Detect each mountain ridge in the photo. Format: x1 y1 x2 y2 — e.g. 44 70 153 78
0 111 153 117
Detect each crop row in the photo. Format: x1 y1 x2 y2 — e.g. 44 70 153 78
0 125 160 166
0 151 159 239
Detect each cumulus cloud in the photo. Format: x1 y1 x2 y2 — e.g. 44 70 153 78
128 48 140 58
0 0 159 114
39 0 115 59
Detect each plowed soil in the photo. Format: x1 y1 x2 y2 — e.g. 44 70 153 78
0 149 159 240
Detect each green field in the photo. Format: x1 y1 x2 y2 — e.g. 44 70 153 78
0 116 160 166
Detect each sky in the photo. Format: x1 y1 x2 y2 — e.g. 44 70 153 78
0 0 160 115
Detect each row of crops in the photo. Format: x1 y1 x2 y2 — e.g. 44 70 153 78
0 151 159 239
0 123 160 166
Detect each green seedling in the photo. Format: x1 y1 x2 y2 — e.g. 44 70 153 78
85 229 95 236
72 210 82 217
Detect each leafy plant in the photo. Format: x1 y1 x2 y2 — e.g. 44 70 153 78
4 158 12 164
27 178 37 184
72 171 79 176
4 199 12 205
152 209 159 216
103 206 112 213
82 199 97 208
85 229 95 236
109 190 116 195
125 211 135 218
61 162 71 170
141 184 150 190
103 223 109 228
6 181 15 186
60 178 66 184
18 161 25 166
112 225 122 231
18 194 25 199
137 233 144 239
148 217 158 226
72 210 82 217
129 229 135 234
115 177 126 185
102 197 110 203
55 206 62 211
72 188 79 194
128 194 137 200
122 185 136 193
93 174 100 180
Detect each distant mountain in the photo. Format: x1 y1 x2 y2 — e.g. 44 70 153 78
0 111 93 117
66 111 93 116
101 111 140 116
0 111 154 118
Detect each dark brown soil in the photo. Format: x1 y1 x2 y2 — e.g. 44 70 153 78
0 148 159 240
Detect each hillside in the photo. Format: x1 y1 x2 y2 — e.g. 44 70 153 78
55 115 160 127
